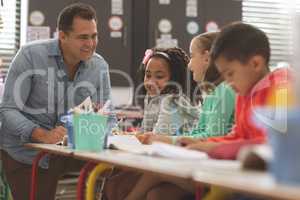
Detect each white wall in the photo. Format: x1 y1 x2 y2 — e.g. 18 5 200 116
111 87 134 106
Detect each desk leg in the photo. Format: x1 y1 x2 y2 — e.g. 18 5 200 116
195 184 203 200
85 163 112 200
77 162 96 200
30 151 48 200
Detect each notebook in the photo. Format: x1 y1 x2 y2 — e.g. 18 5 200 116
107 135 208 160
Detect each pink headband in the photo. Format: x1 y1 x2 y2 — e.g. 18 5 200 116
142 49 154 65
142 49 170 65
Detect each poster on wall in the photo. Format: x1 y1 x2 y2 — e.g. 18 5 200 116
186 21 200 35
205 21 219 32
29 10 45 26
27 26 50 42
186 0 197 17
159 0 171 5
156 34 178 49
108 16 123 38
111 0 123 15
158 19 172 34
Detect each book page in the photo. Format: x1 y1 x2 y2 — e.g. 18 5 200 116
107 135 152 154
107 136 208 160
151 142 208 160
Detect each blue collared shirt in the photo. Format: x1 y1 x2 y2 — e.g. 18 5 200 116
0 39 115 168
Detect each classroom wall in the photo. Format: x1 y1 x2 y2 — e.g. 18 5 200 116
23 0 241 104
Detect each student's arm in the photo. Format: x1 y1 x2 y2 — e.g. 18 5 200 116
136 132 173 144
207 138 265 160
191 84 236 138
186 141 221 152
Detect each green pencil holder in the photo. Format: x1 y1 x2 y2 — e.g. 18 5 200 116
73 113 108 152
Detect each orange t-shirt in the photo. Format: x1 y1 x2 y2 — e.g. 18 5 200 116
207 67 293 143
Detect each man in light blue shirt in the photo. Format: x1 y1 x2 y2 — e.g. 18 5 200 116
0 3 114 200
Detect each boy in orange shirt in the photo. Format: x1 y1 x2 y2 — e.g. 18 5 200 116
181 22 293 158
184 22 293 200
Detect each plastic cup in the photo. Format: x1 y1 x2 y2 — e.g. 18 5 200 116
60 114 75 149
253 107 300 185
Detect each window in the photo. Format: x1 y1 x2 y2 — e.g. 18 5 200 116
0 0 20 74
242 0 300 67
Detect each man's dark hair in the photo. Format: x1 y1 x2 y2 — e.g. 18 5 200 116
211 22 270 65
57 3 97 32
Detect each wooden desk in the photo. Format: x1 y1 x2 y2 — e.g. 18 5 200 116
25 143 204 180
25 143 300 200
193 168 300 200
73 150 236 179
25 143 74 156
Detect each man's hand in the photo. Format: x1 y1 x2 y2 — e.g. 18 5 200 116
31 126 67 144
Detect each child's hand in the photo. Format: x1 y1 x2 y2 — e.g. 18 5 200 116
149 135 172 144
136 132 154 144
112 131 134 135
176 137 201 146
186 141 220 152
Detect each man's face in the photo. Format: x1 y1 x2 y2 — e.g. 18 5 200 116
215 56 263 96
60 17 98 62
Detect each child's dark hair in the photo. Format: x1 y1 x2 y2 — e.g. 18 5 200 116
192 32 223 93
139 47 198 102
57 3 97 33
211 22 270 66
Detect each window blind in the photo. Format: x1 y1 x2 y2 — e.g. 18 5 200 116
242 0 300 67
0 0 20 75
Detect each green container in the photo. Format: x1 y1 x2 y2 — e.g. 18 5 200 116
73 114 108 152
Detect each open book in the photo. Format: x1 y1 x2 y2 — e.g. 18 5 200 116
107 135 208 160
